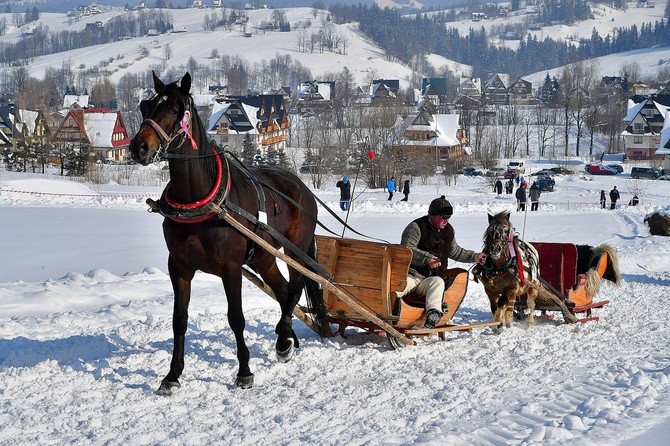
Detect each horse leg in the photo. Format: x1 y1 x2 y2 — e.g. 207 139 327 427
484 289 499 319
256 258 298 362
221 263 254 388
158 256 195 395
495 289 516 328
505 295 516 328
526 289 537 327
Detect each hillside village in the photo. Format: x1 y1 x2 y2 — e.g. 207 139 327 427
1 1 669 182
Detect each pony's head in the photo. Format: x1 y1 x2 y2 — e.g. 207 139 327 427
129 71 193 165
484 211 514 261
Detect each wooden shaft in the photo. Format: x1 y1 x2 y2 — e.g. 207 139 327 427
240 267 325 336
222 212 415 346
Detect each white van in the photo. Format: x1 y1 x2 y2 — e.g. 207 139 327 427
507 160 525 173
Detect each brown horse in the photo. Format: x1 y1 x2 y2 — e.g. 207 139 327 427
474 211 578 328
129 72 328 393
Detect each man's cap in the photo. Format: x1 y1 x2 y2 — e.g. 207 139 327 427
428 195 453 216
343 176 348 182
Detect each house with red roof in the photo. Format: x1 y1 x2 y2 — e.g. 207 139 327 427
50 107 130 162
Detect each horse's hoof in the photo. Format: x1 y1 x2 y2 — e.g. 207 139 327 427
276 338 295 363
236 374 254 389
156 380 180 396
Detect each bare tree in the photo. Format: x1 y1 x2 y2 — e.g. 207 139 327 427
163 43 173 61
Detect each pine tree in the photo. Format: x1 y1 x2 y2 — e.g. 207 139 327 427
241 134 256 166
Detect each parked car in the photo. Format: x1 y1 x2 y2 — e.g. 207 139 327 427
537 175 555 192
504 170 517 179
462 166 483 176
549 166 572 175
507 160 525 173
606 164 624 173
587 164 618 175
299 163 317 173
631 166 663 179
658 174 670 181
530 169 554 176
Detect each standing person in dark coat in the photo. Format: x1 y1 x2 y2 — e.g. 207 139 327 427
600 190 606 209
401 179 410 201
336 176 351 211
529 182 541 211
515 185 527 212
494 179 503 195
609 186 620 210
505 179 514 194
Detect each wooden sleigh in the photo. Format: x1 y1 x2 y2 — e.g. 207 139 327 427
315 235 499 348
514 242 612 323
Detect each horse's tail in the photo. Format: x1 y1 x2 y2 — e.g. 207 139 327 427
583 243 621 297
597 243 621 286
304 237 331 337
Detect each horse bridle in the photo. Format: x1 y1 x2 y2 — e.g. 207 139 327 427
138 89 193 162
485 222 514 261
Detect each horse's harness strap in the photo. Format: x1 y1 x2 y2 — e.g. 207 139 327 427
223 201 332 280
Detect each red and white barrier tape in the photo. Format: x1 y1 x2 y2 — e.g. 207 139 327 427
1 189 160 199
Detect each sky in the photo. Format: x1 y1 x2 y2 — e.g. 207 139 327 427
1 161 669 445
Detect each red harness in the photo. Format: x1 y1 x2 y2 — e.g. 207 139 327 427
161 145 232 224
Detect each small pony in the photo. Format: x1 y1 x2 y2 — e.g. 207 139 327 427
474 211 579 327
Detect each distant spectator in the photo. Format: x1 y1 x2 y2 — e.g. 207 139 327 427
629 194 639 206
387 177 395 201
505 179 514 194
516 185 527 212
336 176 351 211
600 190 606 209
401 179 410 201
529 182 541 211
494 179 503 195
609 186 620 210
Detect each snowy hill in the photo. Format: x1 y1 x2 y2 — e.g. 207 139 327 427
0 2 667 90
0 7 415 90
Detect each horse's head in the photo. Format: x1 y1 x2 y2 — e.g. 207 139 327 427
484 211 514 261
129 71 193 165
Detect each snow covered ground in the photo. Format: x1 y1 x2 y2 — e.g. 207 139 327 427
1 164 669 445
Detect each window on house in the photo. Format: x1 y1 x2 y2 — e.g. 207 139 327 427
633 136 643 144
633 122 643 131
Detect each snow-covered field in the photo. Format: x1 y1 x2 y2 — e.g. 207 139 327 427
1 163 669 445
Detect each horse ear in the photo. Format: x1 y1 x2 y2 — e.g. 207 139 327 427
152 70 164 94
180 72 192 95
502 211 511 221
488 213 495 223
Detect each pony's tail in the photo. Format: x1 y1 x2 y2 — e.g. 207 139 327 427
583 243 621 297
598 243 621 287
304 237 331 337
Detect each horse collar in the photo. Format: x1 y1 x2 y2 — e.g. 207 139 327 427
151 149 232 223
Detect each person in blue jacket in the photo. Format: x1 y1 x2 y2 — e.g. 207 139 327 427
336 176 351 211
387 176 395 200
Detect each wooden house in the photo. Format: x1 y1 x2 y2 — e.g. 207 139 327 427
50 108 130 162
206 94 289 157
621 95 670 160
